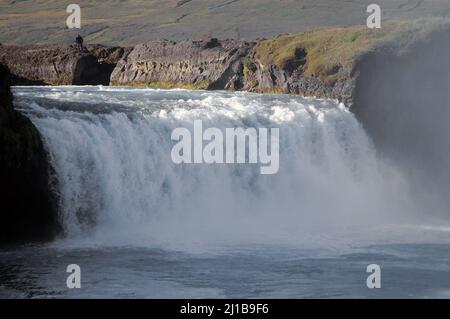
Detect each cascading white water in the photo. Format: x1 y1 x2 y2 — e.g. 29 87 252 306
13 86 432 250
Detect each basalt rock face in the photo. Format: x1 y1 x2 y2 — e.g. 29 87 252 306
0 45 123 86
87 45 132 66
241 52 354 104
86 45 133 85
110 39 255 90
0 63 60 245
237 21 450 105
110 37 353 103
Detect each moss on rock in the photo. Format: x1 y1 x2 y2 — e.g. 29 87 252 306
254 18 449 84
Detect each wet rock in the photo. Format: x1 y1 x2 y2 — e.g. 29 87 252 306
0 63 60 245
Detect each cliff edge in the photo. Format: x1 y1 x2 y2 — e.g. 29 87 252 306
111 38 254 90
109 19 450 106
0 44 128 86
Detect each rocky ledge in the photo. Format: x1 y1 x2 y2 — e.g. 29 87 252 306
110 19 450 106
111 38 254 90
0 44 129 86
1 19 448 108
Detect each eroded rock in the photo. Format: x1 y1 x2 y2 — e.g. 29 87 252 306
0 44 123 86
110 39 254 90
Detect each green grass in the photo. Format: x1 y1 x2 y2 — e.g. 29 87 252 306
243 56 257 78
254 18 449 84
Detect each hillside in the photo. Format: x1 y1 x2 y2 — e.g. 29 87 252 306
1 0 450 45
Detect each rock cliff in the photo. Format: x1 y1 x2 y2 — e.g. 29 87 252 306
0 63 60 244
110 20 449 106
110 39 254 90
0 44 127 86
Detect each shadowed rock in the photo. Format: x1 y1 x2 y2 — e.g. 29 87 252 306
0 63 60 245
0 45 126 86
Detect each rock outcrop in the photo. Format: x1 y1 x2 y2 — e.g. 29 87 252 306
0 44 126 86
239 20 450 105
0 63 60 245
110 39 254 90
86 44 133 85
1 20 446 109
110 20 450 109
109 35 355 102
241 51 354 105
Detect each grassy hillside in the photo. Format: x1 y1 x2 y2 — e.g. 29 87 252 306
1 0 450 45
254 18 450 84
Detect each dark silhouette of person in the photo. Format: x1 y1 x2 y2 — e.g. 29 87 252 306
75 34 84 52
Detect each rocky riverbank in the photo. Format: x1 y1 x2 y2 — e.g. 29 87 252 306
110 19 450 106
1 19 448 105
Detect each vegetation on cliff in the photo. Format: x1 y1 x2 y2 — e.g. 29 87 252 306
254 18 449 84
106 18 450 105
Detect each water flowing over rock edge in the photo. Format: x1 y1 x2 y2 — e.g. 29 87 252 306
1 20 450 244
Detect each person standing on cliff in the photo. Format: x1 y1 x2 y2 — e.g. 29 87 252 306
75 34 84 52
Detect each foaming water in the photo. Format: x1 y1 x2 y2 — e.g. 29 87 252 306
12 86 449 251
3 86 450 298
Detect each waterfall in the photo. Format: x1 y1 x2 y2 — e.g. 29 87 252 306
13 86 425 249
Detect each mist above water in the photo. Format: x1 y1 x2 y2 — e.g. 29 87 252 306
353 27 450 220
13 86 450 251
